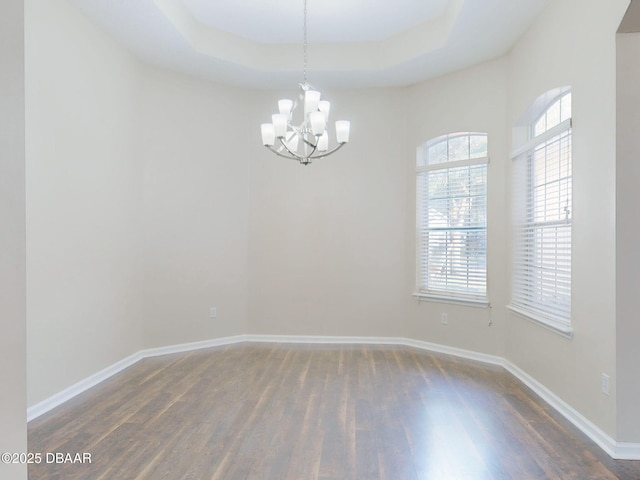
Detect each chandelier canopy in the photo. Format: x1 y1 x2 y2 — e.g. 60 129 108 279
260 0 350 165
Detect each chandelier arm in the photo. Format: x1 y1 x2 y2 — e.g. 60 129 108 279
278 135 307 159
264 145 303 161
279 140 303 160
269 135 315 162
300 135 318 149
306 142 346 160
264 142 346 163
304 139 318 158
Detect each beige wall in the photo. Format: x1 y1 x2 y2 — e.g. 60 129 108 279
0 0 27 478
616 31 640 442
137 66 250 348
248 87 410 337
505 0 629 438
25 0 253 405
25 0 145 405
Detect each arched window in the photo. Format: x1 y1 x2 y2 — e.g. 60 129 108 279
415 132 488 304
510 88 572 337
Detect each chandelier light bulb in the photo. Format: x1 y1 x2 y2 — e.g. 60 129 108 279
304 90 321 116
278 99 293 118
261 123 275 146
272 114 288 138
318 100 330 122
309 111 326 136
317 132 329 152
336 120 351 144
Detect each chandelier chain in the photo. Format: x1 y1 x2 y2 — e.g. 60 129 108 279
303 0 308 83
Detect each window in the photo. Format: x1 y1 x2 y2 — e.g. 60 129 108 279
415 132 488 305
510 89 572 337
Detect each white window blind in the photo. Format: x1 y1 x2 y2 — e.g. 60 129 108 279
416 133 488 302
511 91 572 333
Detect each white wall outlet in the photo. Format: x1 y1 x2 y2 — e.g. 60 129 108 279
209 307 217 319
441 313 448 325
601 373 610 396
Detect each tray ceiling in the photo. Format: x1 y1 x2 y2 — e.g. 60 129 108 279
70 0 549 88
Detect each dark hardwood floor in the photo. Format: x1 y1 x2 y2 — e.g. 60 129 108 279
28 343 640 479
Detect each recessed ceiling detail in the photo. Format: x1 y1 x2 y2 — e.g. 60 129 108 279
153 0 461 76
70 0 549 89
180 0 451 44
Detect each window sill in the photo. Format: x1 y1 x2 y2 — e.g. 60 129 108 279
413 292 489 308
507 304 574 339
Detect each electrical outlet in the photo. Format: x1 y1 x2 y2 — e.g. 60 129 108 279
601 373 610 396
209 307 217 319
441 313 448 325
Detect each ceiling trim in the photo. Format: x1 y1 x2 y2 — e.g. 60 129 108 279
154 0 463 75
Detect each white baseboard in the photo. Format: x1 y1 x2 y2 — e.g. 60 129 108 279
138 335 248 358
501 360 633 459
26 335 246 422
400 337 505 366
244 334 506 367
27 351 143 422
614 442 640 460
26 334 640 460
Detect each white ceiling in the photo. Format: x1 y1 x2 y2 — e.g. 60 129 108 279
181 0 450 44
70 0 550 89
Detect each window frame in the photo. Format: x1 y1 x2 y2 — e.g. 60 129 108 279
414 132 489 307
509 89 573 338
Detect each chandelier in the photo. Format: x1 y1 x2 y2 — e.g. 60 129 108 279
260 0 350 165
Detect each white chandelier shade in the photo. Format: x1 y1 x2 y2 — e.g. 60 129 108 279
261 83 350 165
260 0 350 165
